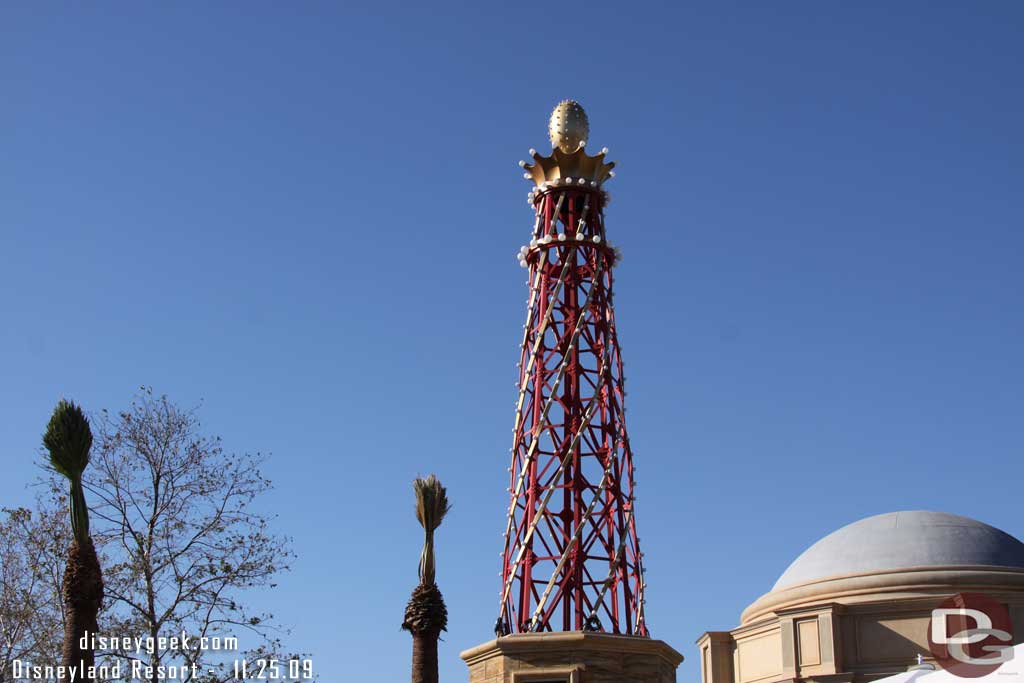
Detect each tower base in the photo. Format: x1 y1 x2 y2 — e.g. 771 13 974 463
461 632 683 683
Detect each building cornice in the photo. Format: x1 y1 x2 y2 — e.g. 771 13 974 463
742 565 1024 624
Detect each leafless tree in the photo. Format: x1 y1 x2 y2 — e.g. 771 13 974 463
1 389 309 683
0 500 68 683
83 388 300 682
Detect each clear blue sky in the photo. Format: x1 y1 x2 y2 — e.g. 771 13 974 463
2 2 1022 681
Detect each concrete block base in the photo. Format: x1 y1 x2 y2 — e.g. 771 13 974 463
461 631 683 683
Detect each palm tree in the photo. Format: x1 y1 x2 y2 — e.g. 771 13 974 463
43 399 103 683
401 475 451 683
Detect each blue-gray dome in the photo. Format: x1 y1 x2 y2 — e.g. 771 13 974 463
773 511 1024 591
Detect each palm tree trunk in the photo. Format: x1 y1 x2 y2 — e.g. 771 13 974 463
411 631 439 683
59 538 103 683
403 582 447 683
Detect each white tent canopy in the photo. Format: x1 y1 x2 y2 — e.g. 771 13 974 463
873 645 1024 683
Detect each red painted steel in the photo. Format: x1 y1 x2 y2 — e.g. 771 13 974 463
497 185 648 637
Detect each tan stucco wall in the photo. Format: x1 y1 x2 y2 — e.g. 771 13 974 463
698 566 1024 683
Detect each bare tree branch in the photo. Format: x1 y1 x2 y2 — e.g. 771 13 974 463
2 389 311 683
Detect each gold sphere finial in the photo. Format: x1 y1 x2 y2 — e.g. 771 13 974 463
548 100 589 153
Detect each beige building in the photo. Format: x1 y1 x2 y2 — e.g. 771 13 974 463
698 511 1024 683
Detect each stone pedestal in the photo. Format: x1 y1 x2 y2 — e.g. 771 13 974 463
461 632 683 683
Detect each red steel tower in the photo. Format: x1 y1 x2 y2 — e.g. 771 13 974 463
497 100 648 637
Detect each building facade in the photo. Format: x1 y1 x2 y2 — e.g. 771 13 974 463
699 511 1024 683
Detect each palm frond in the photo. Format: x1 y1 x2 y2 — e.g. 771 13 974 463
43 399 92 480
413 474 450 585
42 399 93 543
414 474 451 532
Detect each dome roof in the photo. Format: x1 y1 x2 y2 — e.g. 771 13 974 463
773 511 1024 591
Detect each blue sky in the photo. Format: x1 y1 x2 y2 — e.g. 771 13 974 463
2 2 1022 681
